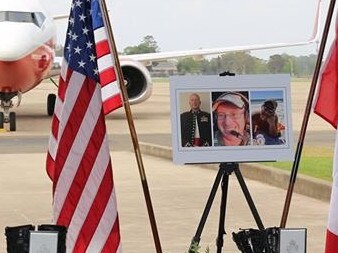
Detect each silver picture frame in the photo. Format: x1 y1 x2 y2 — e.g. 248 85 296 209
279 228 307 253
29 231 58 253
170 74 294 164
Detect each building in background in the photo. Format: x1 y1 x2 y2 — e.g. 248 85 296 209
150 60 178 77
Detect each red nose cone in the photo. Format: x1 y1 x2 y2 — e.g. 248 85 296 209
0 46 52 93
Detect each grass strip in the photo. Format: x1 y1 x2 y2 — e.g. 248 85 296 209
261 147 334 181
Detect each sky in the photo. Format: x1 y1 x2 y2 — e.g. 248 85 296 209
43 0 336 60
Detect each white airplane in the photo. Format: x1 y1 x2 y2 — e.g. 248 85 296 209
0 0 321 131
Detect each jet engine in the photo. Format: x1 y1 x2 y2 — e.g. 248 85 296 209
44 58 153 118
120 59 152 105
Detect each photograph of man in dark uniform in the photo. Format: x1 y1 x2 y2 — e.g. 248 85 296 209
180 93 212 147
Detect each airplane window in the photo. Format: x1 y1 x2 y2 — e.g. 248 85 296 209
8 11 33 23
0 11 45 27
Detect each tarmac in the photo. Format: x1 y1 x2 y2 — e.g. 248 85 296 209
0 150 330 253
0 79 334 252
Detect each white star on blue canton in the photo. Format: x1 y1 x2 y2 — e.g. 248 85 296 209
63 0 103 82
82 27 89 35
74 46 82 54
75 0 82 7
69 17 75 25
71 33 78 41
78 60 86 68
79 13 86 22
86 41 93 49
89 54 96 62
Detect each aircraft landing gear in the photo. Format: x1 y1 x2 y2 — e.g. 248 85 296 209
0 112 4 129
0 92 19 131
9 112 16 131
47 93 56 116
0 103 16 131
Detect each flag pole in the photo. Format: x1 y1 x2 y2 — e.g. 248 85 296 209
99 1 163 252
280 0 336 228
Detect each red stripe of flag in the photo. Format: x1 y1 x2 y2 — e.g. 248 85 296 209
56 116 106 227
314 38 338 128
99 68 117 87
51 116 59 144
325 229 338 253
73 166 115 251
53 78 97 193
103 95 122 115
58 69 72 102
102 219 121 253
46 152 56 180
96 40 110 58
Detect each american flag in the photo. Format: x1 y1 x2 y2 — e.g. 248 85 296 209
46 0 122 251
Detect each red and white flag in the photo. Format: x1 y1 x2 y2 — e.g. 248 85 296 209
314 13 338 253
46 0 122 251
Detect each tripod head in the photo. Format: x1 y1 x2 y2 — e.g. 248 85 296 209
219 71 235 76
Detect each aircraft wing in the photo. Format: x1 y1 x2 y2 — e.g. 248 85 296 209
124 39 318 64
53 14 69 21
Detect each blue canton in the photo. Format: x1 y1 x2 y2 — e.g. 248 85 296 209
64 0 105 82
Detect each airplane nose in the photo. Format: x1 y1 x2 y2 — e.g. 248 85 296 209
0 23 41 61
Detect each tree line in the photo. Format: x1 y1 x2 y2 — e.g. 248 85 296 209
176 52 317 77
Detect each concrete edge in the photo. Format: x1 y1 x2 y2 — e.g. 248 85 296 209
139 142 332 202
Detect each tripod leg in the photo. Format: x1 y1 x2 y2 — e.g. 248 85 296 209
216 167 231 253
233 164 265 230
189 166 225 252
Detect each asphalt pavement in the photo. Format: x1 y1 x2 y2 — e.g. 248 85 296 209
0 151 330 253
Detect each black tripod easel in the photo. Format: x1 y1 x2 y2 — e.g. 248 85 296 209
188 162 265 253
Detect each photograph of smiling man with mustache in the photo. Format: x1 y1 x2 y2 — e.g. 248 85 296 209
212 92 251 146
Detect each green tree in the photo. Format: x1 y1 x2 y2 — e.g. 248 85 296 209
267 54 288 73
176 52 269 75
292 54 316 77
177 57 202 74
279 54 295 75
208 52 267 75
123 35 160 55
207 55 228 74
200 59 214 74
